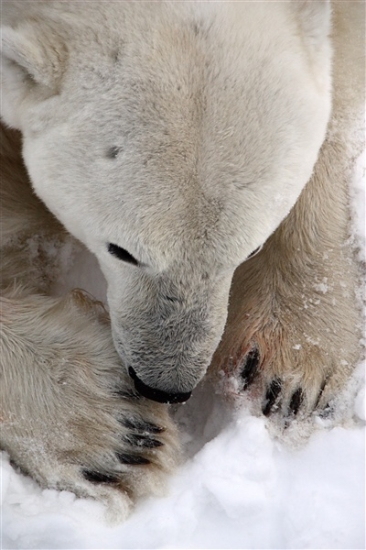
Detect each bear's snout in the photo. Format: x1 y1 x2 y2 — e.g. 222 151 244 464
128 367 192 404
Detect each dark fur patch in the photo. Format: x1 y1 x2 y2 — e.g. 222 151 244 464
193 23 200 36
106 146 121 159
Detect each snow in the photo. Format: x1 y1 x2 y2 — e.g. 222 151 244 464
1 350 365 550
1 394 365 549
1 127 365 550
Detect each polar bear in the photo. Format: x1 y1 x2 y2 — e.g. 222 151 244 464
0 0 364 514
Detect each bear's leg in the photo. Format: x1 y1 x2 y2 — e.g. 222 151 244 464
0 288 179 514
211 159 362 420
211 1 364 422
214 182 360 422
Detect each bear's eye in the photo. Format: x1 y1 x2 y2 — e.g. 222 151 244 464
247 245 263 260
107 243 139 266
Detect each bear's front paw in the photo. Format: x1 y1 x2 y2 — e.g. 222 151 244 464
219 336 353 424
3 361 179 520
1 291 180 517
239 347 310 418
74 403 179 495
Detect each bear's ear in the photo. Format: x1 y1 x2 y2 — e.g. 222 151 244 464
0 24 67 128
294 0 331 47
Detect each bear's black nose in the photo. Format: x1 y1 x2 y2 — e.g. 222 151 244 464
128 367 192 404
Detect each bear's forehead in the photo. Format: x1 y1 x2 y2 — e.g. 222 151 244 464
55 1 308 219
66 38 288 197
39 2 322 270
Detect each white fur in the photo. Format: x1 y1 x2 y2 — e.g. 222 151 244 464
1 0 332 394
0 0 364 513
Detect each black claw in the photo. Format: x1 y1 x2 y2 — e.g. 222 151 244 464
116 452 151 465
82 470 119 485
288 388 304 416
123 433 163 449
121 417 165 434
262 378 282 416
241 348 260 390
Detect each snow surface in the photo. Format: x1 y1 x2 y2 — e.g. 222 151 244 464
1 389 365 549
1 146 365 550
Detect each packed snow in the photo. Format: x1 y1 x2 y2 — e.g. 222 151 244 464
1 144 365 550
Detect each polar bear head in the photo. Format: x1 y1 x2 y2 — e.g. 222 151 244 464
1 1 332 402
